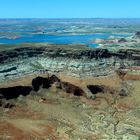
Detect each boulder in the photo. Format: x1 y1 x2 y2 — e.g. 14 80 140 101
61 82 84 96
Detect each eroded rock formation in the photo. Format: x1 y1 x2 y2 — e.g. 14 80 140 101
61 82 84 96
49 75 61 88
0 86 32 100
32 75 84 96
87 85 104 94
87 85 117 95
32 76 51 91
0 45 139 80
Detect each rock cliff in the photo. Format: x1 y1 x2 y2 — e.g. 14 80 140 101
0 44 139 81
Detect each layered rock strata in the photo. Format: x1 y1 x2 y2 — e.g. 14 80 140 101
0 45 140 81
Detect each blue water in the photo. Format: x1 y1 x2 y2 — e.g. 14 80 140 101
0 33 129 48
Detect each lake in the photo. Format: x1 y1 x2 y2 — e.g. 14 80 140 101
0 33 129 48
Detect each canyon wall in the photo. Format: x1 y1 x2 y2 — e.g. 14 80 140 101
0 46 140 81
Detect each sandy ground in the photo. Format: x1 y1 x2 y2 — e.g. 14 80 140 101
0 74 140 140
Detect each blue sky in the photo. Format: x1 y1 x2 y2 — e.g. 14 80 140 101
0 0 139 18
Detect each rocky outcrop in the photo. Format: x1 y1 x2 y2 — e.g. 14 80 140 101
87 85 116 95
32 77 51 91
116 49 140 60
0 86 32 100
49 75 61 85
0 47 45 64
61 82 84 96
0 47 112 64
87 85 103 94
1 46 139 63
0 45 139 80
32 76 84 96
32 75 61 92
0 75 85 103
